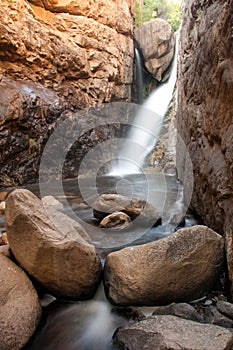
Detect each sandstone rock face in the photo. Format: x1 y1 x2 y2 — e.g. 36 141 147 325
0 0 133 103
0 0 133 184
177 0 233 235
5 189 102 299
134 18 175 81
176 0 233 298
93 193 161 227
104 225 224 305
0 254 42 350
113 315 233 350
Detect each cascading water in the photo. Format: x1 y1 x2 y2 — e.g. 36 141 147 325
135 48 144 104
110 37 178 176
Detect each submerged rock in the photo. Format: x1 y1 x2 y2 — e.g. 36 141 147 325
99 212 131 231
104 225 224 305
93 193 161 227
0 254 41 350
5 189 102 299
113 315 233 350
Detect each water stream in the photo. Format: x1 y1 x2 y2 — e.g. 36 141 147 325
110 37 178 176
0 34 197 350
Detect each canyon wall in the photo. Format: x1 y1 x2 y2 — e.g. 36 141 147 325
0 0 134 184
177 0 233 289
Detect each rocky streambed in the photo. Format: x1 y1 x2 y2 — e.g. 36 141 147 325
0 183 233 350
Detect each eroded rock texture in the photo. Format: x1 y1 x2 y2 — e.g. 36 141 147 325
177 0 233 297
0 0 133 184
177 0 233 235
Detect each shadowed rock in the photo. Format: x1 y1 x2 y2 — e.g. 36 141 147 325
0 254 41 350
113 315 233 350
93 193 161 227
5 189 102 299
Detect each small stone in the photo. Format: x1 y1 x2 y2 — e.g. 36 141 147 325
99 212 131 230
0 232 8 245
0 201 5 213
216 300 233 320
93 193 161 227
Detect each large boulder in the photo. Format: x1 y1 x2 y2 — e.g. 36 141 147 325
93 193 161 227
113 315 233 350
5 189 102 299
134 18 175 81
0 254 41 350
104 225 224 305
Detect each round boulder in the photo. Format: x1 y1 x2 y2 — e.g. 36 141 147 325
0 254 41 350
134 18 175 81
104 225 224 305
99 211 131 230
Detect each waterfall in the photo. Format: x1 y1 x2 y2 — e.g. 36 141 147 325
135 48 144 104
110 37 178 176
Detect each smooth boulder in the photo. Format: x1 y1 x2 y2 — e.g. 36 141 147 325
134 18 175 81
93 193 161 227
5 189 102 299
113 315 233 350
99 212 131 230
104 225 224 305
0 254 41 350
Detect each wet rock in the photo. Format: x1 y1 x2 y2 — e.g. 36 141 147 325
152 302 203 322
99 212 131 231
217 300 233 320
112 306 146 322
104 225 224 305
5 189 102 299
113 315 233 350
134 18 175 81
0 254 41 350
93 194 161 227
204 305 233 329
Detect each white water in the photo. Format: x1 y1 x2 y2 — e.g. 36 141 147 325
110 38 178 176
135 48 144 104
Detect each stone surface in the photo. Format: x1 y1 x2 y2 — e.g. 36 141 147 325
93 193 161 227
99 211 131 230
5 189 102 299
104 225 224 305
152 302 203 322
0 232 8 245
204 305 233 329
177 0 233 299
113 315 233 350
0 254 42 350
0 244 11 257
134 18 175 81
0 0 133 184
177 0 233 235
217 300 233 320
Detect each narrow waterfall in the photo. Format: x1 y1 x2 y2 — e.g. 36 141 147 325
110 38 178 176
135 48 144 104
